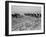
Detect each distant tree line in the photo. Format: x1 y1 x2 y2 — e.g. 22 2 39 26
12 13 41 18
12 13 24 18
24 13 41 18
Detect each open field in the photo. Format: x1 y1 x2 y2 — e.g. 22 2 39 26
12 16 41 31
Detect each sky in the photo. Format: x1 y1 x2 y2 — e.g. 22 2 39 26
11 5 41 14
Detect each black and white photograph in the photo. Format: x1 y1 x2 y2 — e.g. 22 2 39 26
5 1 45 36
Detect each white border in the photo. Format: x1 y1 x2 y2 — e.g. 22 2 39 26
9 3 44 35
